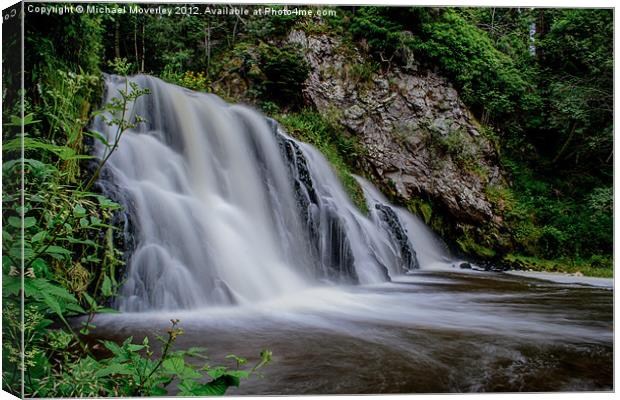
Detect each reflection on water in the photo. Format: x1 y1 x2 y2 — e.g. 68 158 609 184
90 270 613 394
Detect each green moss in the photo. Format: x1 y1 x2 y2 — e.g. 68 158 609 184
407 199 433 224
457 235 497 259
275 110 369 215
484 184 514 209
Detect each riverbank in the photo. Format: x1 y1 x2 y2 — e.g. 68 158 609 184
505 270 613 288
502 254 613 279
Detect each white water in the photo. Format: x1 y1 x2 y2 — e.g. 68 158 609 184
357 176 454 270
94 75 455 311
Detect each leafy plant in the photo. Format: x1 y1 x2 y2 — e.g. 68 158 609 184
4 12 274 397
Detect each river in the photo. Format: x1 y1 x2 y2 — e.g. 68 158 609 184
90 269 612 394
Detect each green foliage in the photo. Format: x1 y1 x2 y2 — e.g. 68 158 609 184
198 39 309 109
3 313 268 397
456 230 497 259
26 12 104 79
425 125 486 177
85 321 268 397
569 186 613 257
406 199 433 225
107 57 134 76
176 71 209 91
539 9 613 170
258 43 310 109
246 6 302 38
36 69 101 183
497 158 612 261
346 60 380 90
276 110 368 214
350 7 405 56
259 100 281 115
457 8 537 67
405 9 539 128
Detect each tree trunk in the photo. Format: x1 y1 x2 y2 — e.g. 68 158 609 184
206 22 211 77
134 17 139 71
114 19 121 59
232 17 239 47
141 22 145 73
553 123 576 164
535 9 548 62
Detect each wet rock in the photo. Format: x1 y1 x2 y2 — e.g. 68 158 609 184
374 203 420 271
459 262 472 269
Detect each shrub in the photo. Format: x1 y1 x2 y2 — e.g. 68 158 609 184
350 7 405 55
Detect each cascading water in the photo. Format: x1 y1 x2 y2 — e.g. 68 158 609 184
356 177 453 270
93 75 453 311
90 76 612 393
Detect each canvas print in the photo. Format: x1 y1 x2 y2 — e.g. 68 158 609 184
1 1 613 397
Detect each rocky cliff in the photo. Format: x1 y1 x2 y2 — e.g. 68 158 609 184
288 31 505 250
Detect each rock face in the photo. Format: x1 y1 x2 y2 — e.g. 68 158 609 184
288 31 502 226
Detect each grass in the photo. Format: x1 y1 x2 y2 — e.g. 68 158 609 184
504 254 613 278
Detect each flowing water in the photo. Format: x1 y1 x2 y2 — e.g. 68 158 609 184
91 75 613 394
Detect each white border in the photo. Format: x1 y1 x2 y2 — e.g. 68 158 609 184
0 1 615 400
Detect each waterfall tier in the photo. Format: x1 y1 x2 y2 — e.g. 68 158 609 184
94 75 451 311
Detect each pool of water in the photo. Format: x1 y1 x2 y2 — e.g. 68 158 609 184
89 270 613 394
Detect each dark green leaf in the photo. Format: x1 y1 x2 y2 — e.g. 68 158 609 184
31 231 48 243
94 363 134 378
101 275 113 297
8 216 20 228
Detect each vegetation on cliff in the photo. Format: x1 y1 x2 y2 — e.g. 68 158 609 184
347 7 612 274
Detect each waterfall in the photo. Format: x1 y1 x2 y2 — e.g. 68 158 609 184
93 75 452 312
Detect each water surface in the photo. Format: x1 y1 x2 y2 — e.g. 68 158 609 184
91 270 613 394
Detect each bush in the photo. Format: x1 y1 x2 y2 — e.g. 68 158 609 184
350 7 405 56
